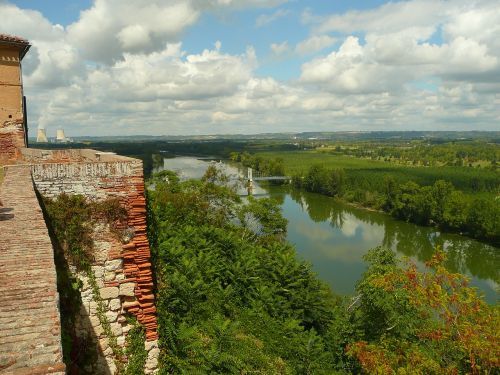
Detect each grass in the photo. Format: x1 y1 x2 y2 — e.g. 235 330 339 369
255 150 500 196
257 151 397 174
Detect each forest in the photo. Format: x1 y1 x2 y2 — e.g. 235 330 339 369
147 166 499 374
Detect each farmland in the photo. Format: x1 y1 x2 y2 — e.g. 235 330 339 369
251 150 499 196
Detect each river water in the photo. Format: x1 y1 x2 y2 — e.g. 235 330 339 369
156 156 499 303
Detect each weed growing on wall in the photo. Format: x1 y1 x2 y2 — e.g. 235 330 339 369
42 193 130 373
87 269 125 373
124 317 148 375
43 193 127 270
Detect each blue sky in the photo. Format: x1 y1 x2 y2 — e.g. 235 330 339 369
2 0 499 136
10 0 387 80
10 0 92 24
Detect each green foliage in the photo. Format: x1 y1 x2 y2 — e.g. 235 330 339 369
43 193 127 270
42 194 129 373
346 249 500 374
44 194 94 270
149 169 340 373
304 164 330 195
343 139 500 169
467 198 500 240
300 164 346 197
289 158 499 244
233 151 286 177
124 318 148 375
391 181 432 225
254 150 499 194
353 248 420 341
237 195 288 241
442 190 468 229
389 180 500 244
148 167 498 374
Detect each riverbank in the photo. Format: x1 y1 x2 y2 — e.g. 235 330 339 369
269 184 498 302
255 175 500 248
232 150 499 246
331 190 496 247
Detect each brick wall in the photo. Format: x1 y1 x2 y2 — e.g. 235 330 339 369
0 43 26 162
29 150 159 374
0 45 24 124
0 166 66 375
0 119 25 162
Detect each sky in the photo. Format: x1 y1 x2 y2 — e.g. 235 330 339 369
1 0 499 136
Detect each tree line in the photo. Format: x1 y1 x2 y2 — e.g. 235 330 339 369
292 164 499 245
328 140 499 168
230 151 286 177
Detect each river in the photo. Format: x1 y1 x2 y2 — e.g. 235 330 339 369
156 156 499 303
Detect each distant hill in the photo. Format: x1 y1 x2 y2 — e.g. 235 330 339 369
29 130 500 143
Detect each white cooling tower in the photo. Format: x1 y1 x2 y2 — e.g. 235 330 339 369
36 128 48 143
56 129 66 142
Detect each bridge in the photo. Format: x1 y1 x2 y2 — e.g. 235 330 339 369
244 168 290 195
246 168 290 182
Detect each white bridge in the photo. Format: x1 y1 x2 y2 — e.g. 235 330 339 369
246 168 290 182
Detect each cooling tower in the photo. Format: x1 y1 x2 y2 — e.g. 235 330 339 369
56 129 66 142
36 128 48 143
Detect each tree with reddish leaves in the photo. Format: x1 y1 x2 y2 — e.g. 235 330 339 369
347 248 499 374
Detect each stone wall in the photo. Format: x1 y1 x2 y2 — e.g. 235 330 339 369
29 151 159 374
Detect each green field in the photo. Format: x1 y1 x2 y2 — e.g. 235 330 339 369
255 150 499 196
257 151 397 173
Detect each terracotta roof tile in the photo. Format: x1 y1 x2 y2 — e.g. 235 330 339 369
0 33 30 45
0 33 31 59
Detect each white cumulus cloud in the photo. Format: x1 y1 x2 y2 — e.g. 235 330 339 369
256 8 290 27
270 41 290 56
0 0 499 135
295 35 336 55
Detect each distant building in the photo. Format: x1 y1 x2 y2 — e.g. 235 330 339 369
55 128 73 143
0 33 31 161
36 128 48 143
56 128 66 142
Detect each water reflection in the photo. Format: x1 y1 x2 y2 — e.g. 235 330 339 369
154 156 267 195
269 186 499 303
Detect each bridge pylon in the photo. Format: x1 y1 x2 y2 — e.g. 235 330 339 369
247 167 254 195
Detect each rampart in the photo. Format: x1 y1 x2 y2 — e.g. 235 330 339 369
22 149 159 374
0 165 65 375
1 33 158 374
1 148 159 374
